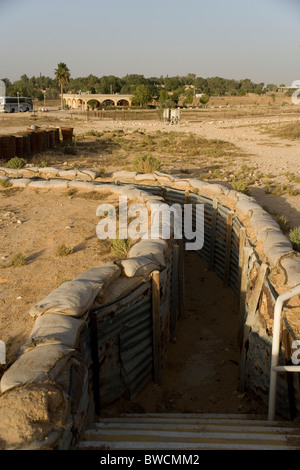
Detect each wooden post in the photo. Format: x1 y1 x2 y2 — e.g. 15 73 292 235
237 246 253 349
152 270 162 384
209 198 218 270
170 244 179 342
90 311 100 415
185 190 190 204
238 262 268 391
178 239 185 319
224 210 234 286
238 227 246 293
246 262 268 324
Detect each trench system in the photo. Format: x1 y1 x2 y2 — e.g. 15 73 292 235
100 192 269 420
2 174 299 450
113 252 268 417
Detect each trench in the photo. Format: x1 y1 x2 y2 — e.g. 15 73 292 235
100 250 268 418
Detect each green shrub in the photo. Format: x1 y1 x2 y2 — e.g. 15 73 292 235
0 179 12 188
6 157 27 169
231 180 251 195
98 167 106 177
37 161 48 168
289 227 300 252
55 243 74 257
277 215 291 233
111 239 133 257
10 252 26 267
85 130 102 137
132 153 161 173
63 145 76 155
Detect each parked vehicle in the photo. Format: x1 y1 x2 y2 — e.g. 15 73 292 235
0 96 33 113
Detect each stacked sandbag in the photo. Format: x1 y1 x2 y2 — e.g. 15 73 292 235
119 238 169 280
0 264 121 397
28 265 120 319
0 344 75 393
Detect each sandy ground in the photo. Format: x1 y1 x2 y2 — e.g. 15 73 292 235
0 189 120 367
0 103 299 415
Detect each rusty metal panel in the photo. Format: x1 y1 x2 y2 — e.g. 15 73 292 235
133 183 163 197
160 257 172 363
90 280 153 407
164 188 186 205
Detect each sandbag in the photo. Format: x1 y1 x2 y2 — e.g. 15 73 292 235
98 276 145 304
58 169 78 179
128 239 168 266
45 179 68 189
37 167 59 179
74 264 121 285
28 180 53 189
135 173 157 181
121 256 159 278
0 344 74 392
22 314 85 351
67 180 94 190
1 168 18 177
17 167 39 178
112 170 137 182
76 170 99 180
10 178 31 188
28 279 102 318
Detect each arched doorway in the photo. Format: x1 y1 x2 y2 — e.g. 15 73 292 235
87 99 101 110
117 99 129 107
102 99 115 107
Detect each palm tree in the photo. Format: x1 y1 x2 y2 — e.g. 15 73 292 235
55 63 70 110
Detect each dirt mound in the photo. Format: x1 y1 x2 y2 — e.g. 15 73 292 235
0 382 68 450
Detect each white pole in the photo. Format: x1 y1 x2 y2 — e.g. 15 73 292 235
268 284 300 421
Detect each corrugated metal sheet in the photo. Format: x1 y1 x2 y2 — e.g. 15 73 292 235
160 258 173 363
132 183 163 197
87 251 175 409
90 280 153 407
164 187 187 205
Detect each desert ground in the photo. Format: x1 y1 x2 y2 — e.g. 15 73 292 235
0 96 299 414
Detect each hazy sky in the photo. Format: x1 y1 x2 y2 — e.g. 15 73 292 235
0 0 300 85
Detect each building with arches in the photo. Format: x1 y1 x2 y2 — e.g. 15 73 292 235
63 93 133 110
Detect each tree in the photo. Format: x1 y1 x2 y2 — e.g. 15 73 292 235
184 89 194 105
199 94 209 105
131 85 152 107
55 63 70 109
164 77 183 92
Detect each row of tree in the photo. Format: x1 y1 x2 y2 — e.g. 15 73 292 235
1 64 284 108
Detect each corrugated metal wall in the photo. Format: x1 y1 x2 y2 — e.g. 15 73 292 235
87 250 175 410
